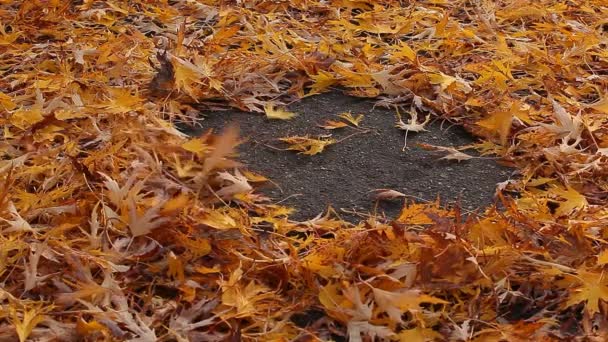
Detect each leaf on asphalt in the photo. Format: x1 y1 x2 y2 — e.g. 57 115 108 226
338 112 364 127
418 143 474 162
264 103 297 120
371 189 406 201
320 120 349 130
279 135 336 155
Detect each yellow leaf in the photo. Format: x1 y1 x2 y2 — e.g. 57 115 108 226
319 282 343 311
0 91 16 111
76 318 109 337
566 269 608 315
372 287 448 323
302 247 345 278
10 107 44 130
320 120 348 130
598 250 608 266
338 112 364 127
167 251 185 283
103 88 143 114
181 138 209 155
428 72 456 90
396 327 443 342
177 234 212 258
307 70 336 96
496 34 511 54
200 209 238 230
54 109 88 120
551 185 587 217
392 42 417 62
280 136 336 155
264 103 297 120
397 201 453 225
590 97 608 114
476 111 513 146
241 170 268 182
160 194 191 215
10 302 50 342
194 265 221 274
220 265 272 317
318 282 352 323
172 57 204 97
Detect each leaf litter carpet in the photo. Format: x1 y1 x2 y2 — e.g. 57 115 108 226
2 1 608 341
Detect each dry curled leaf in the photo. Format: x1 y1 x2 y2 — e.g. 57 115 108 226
264 103 297 120
418 143 474 162
279 135 336 155
371 189 406 201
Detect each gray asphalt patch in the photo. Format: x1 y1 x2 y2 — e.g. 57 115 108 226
185 92 513 221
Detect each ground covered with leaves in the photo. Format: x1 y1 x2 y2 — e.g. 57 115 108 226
1 1 608 341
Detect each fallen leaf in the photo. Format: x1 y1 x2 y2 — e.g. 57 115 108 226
280 135 336 155
264 103 297 120
338 112 364 127
371 189 406 201
320 120 348 130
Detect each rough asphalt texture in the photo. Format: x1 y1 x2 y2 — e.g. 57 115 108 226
186 92 513 221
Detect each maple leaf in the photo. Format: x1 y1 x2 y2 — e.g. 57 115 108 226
99 172 146 208
102 88 144 114
167 251 185 283
215 169 253 199
127 198 169 237
396 108 431 150
171 55 206 97
307 70 337 96
280 135 336 155
7 0 608 339
372 287 447 323
340 285 395 342
10 105 44 130
395 109 430 133
264 103 297 120
181 137 211 156
540 100 583 142
199 208 239 230
372 69 403 95
397 201 454 225
550 185 588 217
220 265 273 317
390 42 417 63
476 110 513 146
566 269 608 315
338 112 364 127
589 97 608 115
9 302 52 342
0 91 16 111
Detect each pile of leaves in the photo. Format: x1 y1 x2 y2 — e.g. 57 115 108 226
2 0 608 340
